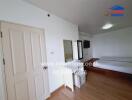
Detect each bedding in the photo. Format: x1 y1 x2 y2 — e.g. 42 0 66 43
93 57 132 74
99 57 132 63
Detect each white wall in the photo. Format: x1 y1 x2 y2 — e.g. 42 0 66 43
0 0 79 95
93 27 132 58
79 32 93 60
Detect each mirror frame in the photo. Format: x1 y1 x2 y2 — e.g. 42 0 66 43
77 40 83 60
63 40 73 62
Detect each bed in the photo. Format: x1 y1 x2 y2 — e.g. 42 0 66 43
93 57 132 74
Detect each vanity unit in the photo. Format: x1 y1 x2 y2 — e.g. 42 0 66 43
63 40 85 91
64 61 86 91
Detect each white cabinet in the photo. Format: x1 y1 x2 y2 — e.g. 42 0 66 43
74 71 86 88
63 67 74 91
64 61 85 91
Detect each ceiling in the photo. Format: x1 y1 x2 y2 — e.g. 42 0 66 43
24 0 132 34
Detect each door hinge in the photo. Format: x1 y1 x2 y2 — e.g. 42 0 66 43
1 32 3 38
3 58 5 65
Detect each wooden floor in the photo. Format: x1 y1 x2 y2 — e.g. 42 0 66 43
48 71 132 100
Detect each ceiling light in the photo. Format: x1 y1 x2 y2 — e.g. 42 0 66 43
102 23 113 30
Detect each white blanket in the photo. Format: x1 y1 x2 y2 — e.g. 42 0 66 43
93 57 132 74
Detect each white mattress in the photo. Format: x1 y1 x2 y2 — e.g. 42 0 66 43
93 57 132 74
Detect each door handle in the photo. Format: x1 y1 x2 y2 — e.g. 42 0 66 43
43 66 48 70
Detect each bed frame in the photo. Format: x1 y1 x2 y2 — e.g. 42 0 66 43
84 58 132 80
88 66 132 80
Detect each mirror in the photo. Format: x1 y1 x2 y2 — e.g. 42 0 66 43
63 40 73 62
77 40 83 60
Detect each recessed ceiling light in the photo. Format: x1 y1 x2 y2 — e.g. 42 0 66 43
102 23 113 30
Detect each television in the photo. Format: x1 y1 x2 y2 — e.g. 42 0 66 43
83 40 90 48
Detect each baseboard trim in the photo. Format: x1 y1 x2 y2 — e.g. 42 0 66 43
87 66 132 79
47 85 65 100
65 85 73 91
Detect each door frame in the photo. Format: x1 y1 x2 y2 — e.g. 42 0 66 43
0 22 7 100
0 21 50 100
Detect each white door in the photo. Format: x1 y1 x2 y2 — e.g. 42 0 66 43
1 22 49 100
